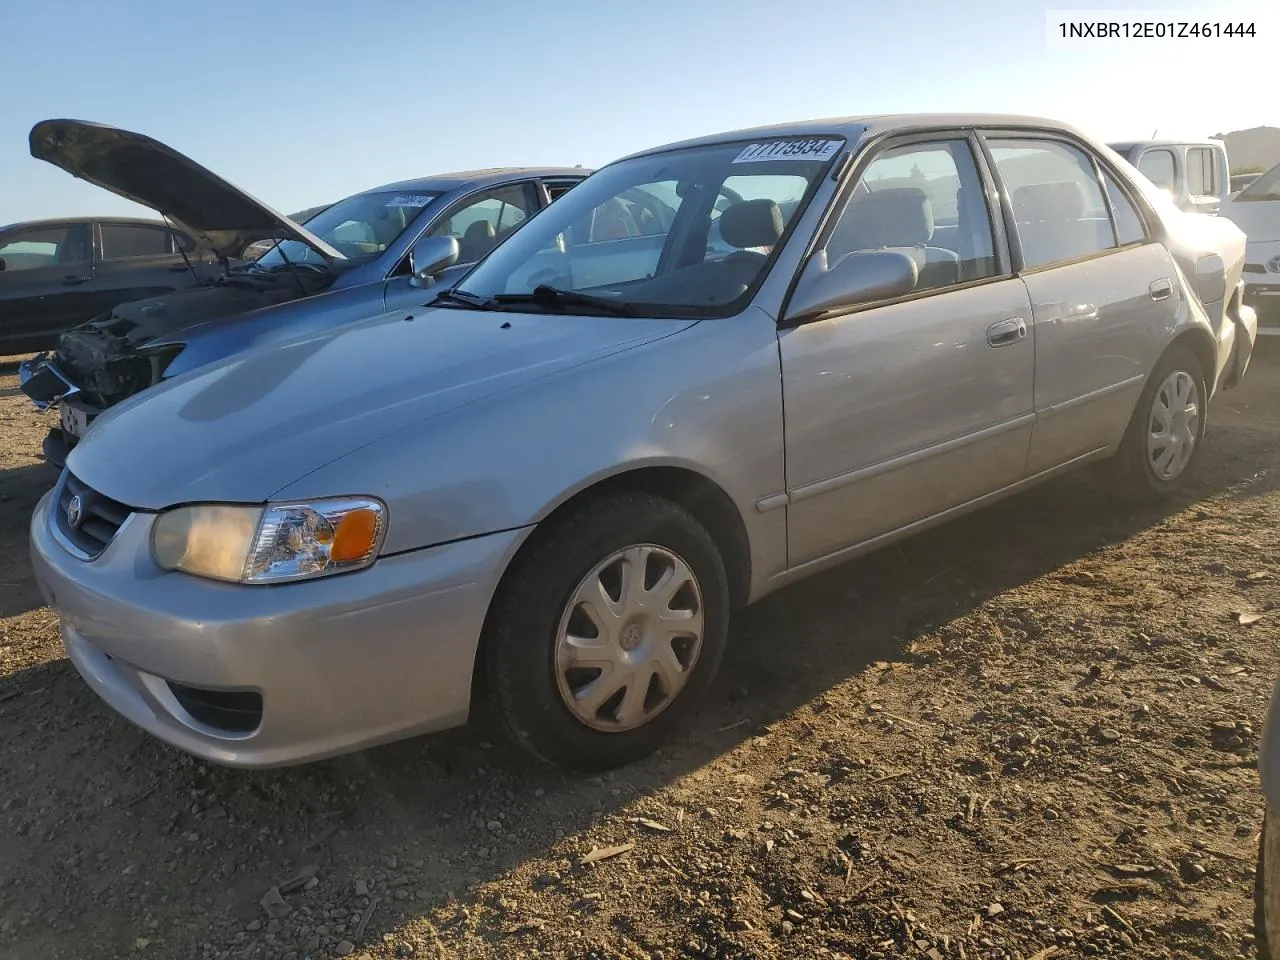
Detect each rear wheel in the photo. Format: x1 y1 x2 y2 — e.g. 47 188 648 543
1107 344 1207 500
482 492 731 770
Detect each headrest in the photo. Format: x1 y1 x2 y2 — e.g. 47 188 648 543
464 220 495 242
1013 181 1085 221
844 186 934 247
719 198 784 249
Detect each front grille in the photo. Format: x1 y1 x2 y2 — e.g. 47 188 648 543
54 472 133 558
168 683 263 734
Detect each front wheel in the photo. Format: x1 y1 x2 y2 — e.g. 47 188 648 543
482 492 731 771
1258 807 1280 958
1107 344 1207 500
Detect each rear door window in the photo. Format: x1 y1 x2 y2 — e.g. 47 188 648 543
987 138 1117 269
100 223 173 260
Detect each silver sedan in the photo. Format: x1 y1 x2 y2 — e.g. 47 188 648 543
30 113 1257 770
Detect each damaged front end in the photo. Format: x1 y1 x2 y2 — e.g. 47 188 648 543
21 266 334 466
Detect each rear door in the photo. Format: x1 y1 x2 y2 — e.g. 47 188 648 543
90 222 196 316
0 222 95 352
982 133 1177 474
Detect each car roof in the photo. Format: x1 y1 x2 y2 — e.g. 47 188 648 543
619 113 1100 162
0 215 172 233
356 167 592 197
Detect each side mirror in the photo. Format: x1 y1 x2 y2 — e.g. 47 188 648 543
786 249 918 322
409 235 460 288
0 256 6 272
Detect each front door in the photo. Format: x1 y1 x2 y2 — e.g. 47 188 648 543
779 135 1035 568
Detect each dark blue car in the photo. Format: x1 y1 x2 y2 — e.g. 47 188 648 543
20 118 588 465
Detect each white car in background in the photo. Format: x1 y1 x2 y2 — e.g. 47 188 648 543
1220 160 1280 337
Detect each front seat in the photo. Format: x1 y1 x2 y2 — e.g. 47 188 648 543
459 220 496 262
624 198 785 306
830 186 959 289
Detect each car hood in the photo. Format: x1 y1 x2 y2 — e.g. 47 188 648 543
66 308 697 509
29 119 344 263
1219 196 1280 243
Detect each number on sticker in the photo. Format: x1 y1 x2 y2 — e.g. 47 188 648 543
733 138 842 164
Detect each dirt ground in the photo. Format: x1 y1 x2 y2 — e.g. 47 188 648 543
2 343 1279 960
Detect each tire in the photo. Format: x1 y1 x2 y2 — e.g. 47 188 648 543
482 492 731 771
1257 807 1280 958
1107 343 1207 501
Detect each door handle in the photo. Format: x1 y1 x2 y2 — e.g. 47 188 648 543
62 274 91 285
986 317 1027 347
1149 278 1173 301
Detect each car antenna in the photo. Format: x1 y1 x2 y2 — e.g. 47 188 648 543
162 214 202 284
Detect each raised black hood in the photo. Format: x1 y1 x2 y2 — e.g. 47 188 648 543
29 118 345 263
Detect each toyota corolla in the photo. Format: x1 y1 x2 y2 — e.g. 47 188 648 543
30 114 1256 771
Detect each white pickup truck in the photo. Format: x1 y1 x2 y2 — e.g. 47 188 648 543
1108 138 1230 215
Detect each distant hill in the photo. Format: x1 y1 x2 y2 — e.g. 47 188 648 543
1210 126 1280 174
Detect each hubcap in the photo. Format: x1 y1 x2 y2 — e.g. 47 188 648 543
1146 369 1199 481
554 544 704 733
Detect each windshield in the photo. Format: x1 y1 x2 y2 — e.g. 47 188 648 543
450 137 844 318
256 189 441 267
1236 161 1280 202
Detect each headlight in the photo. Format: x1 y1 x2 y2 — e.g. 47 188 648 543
151 497 387 584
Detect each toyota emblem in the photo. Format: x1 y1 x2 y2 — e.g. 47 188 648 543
1267 255 1280 274
66 495 84 529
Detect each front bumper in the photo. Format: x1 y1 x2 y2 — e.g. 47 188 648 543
30 484 524 767
19 355 100 468
1244 280 1280 336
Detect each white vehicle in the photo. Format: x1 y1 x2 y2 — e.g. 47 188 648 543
1220 160 1280 336
1108 139 1230 215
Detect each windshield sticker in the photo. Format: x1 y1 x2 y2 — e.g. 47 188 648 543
387 195 433 208
732 139 843 164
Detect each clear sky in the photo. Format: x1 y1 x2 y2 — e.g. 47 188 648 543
0 0 1273 224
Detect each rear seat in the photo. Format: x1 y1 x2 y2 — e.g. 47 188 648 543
1011 182 1113 266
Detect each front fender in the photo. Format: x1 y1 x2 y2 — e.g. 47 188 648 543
270 307 789 596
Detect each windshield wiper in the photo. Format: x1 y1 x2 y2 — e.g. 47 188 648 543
493 285 638 317
429 288 500 310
